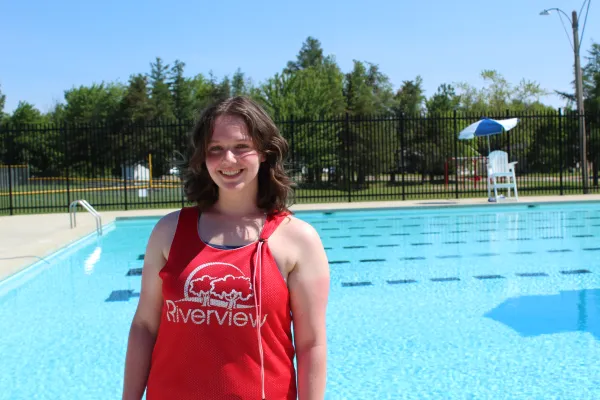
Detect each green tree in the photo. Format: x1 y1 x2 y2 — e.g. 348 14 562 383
258 58 346 185
285 36 324 72
455 70 547 114
169 60 195 120
7 102 62 176
190 73 215 111
59 83 125 177
232 68 250 97
393 76 426 115
62 83 124 124
426 84 459 114
218 76 232 100
148 57 175 119
582 43 600 186
9 101 47 125
120 74 154 122
0 84 6 121
343 60 396 186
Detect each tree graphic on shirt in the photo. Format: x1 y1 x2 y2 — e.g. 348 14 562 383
189 275 215 306
211 275 253 310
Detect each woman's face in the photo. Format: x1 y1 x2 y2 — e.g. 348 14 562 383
204 115 265 194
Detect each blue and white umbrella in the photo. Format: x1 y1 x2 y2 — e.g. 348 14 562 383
459 118 519 154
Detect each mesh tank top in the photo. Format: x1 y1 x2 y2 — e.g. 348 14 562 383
146 206 297 400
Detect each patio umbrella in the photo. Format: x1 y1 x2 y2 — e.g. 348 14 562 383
458 118 519 154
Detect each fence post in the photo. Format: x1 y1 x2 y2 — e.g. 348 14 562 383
122 126 128 211
6 126 14 215
344 113 351 202
62 123 71 209
7 162 13 216
399 112 406 201
559 108 564 196
453 110 459 199
290 115 295 169
506 109 511 159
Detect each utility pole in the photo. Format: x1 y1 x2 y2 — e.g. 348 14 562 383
540 3 591 193
572 10 588 193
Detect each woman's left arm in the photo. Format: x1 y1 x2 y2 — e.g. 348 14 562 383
288 221 330 400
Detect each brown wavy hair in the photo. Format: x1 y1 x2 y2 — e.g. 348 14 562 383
183 96 294 214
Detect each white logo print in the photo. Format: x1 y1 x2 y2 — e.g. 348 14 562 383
165 262 267 328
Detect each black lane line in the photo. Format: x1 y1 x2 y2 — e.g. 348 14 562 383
560 269 591 275
516 272 548 277
106 290 140 302
126 268 142 276
342 281 372 287
430 277 460 282
387 279 417 284
474 275 505 280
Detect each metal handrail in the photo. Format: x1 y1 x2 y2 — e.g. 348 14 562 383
69 200 102 236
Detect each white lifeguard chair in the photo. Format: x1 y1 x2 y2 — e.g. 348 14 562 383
487 150 518 201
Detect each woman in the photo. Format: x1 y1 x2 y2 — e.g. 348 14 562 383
122 96 330 400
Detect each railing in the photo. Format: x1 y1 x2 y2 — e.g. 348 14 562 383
69 200 102 236
1 110 598 215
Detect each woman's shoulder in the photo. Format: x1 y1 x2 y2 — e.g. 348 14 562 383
148 207 195 248
274 212 324 248
153 209 182 232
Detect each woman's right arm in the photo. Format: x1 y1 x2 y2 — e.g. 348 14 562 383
122 212 178 400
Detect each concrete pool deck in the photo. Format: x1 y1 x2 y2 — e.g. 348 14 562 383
2 194 600 282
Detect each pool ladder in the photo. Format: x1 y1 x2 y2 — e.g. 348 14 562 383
69 200 103 236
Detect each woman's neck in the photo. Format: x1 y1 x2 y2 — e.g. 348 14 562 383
212 192 263 217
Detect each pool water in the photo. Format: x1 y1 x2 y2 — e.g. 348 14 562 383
1 203 600 399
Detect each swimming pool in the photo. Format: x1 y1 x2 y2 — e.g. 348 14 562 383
1 202 599 399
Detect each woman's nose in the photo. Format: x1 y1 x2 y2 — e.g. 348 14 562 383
222 149 237 162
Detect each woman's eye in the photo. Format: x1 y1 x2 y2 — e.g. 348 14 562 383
208 146 222 152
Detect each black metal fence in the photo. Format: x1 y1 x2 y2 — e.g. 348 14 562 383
1 110 599 215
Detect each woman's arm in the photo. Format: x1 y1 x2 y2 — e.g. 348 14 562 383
122 212 177 400
288 220 330 400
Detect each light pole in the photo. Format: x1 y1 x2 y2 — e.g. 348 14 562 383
540 3 590 193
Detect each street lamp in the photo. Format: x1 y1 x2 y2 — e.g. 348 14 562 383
540 2 591 193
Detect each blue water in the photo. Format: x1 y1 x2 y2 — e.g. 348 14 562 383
1 202 600 399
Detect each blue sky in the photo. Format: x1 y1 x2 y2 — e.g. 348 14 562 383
1 0 598 113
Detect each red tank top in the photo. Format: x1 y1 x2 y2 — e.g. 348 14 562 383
146 206 297 400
